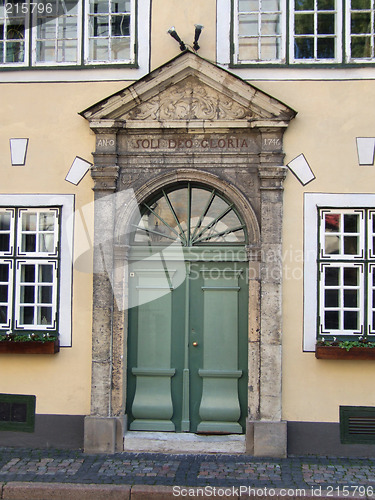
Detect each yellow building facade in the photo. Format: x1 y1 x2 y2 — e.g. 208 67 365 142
1 0 375 456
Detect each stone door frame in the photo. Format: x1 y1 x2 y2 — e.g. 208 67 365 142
82 51 296 457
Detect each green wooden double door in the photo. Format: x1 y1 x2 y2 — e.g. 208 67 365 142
127 257 248 434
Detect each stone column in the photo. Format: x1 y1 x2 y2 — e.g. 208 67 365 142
248 164 287 458
84 129 125 453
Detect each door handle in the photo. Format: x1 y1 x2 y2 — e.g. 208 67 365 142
192 341 198 347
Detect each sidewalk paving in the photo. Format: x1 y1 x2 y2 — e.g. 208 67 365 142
0 447 375 498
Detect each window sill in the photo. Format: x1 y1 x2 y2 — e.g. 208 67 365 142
315 345 375 360
0 339 59 354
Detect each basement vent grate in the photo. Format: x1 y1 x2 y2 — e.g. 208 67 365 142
0 394 35 433
340 406 375 444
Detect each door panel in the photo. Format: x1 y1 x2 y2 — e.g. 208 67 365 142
127 259 248 433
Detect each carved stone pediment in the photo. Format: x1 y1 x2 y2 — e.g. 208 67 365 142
81 51 296 128
124 76 253 121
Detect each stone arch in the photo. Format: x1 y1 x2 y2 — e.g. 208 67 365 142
115 168 260 248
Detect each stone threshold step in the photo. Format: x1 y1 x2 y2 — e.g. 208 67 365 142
123 431 246 454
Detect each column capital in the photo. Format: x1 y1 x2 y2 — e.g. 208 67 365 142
258 166 288 190
91 166 120 191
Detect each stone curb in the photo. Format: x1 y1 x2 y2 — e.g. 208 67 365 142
0 483 373 500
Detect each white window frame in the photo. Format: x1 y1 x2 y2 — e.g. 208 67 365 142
30 0 83 66
84 0 136 65
0 195 74 347
345 0 375 63
0 7 30 67
0 0 151 81
304 193 375 351
289 0 342 64
232 0 286 64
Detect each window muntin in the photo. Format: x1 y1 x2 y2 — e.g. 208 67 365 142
87 0 131 63
0 0 134 67
234 0 285 63
34 0 80 64
134 185 247 246
0 5 28 65
347 0 375 61
291 0 339 62
318 208 375 339
0 207 59 333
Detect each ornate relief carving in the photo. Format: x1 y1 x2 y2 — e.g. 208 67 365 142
125 79 252 121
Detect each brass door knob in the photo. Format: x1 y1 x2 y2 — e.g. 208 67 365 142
192 341 198 347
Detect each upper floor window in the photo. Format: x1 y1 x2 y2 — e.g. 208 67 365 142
232 0 375 64
0 0 135 67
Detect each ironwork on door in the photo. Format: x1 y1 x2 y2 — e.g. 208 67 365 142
126 184 248 433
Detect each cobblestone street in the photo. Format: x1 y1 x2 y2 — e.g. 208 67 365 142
0 447 375 495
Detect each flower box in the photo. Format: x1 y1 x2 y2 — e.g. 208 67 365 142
315 345 375 360
0 340 59 354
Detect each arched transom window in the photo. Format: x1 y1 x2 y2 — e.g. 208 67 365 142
133 184 247 246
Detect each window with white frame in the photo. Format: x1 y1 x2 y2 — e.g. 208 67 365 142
291 0 340 63
234 0 285 63
0 0 135 66
0 208 59 333
304 195 375 352
0 195 73 347
231 0 375 64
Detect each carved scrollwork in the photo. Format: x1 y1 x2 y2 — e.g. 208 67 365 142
125 79 251 121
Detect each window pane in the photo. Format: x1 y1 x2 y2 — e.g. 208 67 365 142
262 14 280 34
325 289 339 307
351 12 372 34
39 286 53 304
89 37 109 60
21 265 35 283
239 14 259 36
21 213 36 231
325 266 339 285
263 0 280 9
317 37 335 58
295 0 314 10
0 306 8 325
57 40 78 62
39 265 53 283
325 235 340 254
20 286 35 304
239 38 259 60
20 306 34 325
111 37 130 59
294 37 314 58
37 306 52 325
317 0 335 9
344 289 358 307
325 310 339 329
295 14 314 34
352 0 371 7
239 0 258 9
0 213 11 231
318 13 335 34
0 264 9 282
37 18 56 39
111 0 131 12
0 235 10 252
351 36 372 57
90 0 110 14
343 236 358 254
344 267 358 285
344 214 359 232
21 234 36 252
344 311 358 330
111 14 130 36
5 41 24 62
0 285 7 302
57 17 78 38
